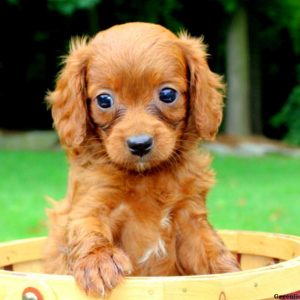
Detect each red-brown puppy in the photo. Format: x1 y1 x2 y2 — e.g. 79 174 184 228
45 22 240 297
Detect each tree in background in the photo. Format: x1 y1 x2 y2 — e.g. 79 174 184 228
224 4 251 135
220 0 300 138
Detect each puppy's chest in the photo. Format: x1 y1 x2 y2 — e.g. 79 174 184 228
111 185 176 236
117 200 175 273
108 181 189 273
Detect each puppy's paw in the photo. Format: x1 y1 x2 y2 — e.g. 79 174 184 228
73 247 132 297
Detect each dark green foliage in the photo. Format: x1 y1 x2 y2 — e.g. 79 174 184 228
6 0 19 5
46 0 182 30
48 0 102 15
219 0 239 13
106 0 182 31
272 83 300 145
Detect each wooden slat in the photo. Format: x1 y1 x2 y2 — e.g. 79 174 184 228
220 230 300 260
0 237 44 267
13 260 43 273
240 254 275 270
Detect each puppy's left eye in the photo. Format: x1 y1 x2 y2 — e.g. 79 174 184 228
159 87 178 104
96 93 114 110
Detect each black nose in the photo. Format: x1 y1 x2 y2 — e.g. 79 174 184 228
126 135 153 157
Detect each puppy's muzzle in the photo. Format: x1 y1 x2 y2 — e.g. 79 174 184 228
126 135 153 157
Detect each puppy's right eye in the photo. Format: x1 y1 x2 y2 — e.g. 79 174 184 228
96 94 114 110
159 87 178 104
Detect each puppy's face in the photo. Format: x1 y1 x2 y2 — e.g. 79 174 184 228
88 27 188 171
48 23 223 171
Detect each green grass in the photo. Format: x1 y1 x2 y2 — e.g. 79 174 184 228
208 155 300 235
0 151 68 241
0 151 300 242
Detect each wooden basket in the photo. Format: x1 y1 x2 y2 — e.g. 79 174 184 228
1 230 300 300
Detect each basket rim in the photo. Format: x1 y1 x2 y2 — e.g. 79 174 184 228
1 230 300 300
1 229 300 280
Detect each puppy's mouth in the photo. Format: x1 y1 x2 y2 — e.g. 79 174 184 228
126 157 163 173
135 160 151 172
110 152 157 173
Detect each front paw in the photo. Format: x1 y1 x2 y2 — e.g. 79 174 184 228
73 247 132 297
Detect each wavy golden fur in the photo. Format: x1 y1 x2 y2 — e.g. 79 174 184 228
45 22 239 297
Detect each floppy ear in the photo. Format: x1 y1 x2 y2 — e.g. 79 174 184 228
177 33 224 140
46 37 89 148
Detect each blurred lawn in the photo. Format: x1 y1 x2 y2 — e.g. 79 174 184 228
208 155 300 236
0 151 299 242
0 151 67 241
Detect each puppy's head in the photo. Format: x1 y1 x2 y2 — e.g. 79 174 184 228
47 22 223 171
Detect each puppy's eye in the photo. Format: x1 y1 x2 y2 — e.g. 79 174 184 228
96 93 114 109
159 87 178 104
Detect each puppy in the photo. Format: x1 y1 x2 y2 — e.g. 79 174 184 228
45 22 240 297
